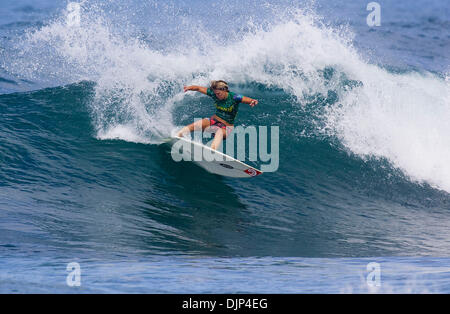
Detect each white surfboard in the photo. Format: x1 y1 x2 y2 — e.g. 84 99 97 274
167 136 263 178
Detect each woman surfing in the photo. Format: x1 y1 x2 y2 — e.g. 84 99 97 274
177 80 258 150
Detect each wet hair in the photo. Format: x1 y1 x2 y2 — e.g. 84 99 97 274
210 80 229 91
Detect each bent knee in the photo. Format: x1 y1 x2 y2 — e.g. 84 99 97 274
216 128 227 138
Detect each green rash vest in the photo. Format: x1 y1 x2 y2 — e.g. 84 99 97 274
207 88 244 125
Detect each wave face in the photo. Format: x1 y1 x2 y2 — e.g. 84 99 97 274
0 0 450 261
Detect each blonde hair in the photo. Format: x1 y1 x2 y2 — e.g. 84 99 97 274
210 80 229 91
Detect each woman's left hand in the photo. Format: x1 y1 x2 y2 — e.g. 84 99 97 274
250 99 258 107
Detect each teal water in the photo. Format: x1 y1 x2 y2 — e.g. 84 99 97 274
0 0 449 293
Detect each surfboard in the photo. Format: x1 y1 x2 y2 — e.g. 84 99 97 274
167 136 263 178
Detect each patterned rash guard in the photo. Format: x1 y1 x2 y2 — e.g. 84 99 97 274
206 88 243 125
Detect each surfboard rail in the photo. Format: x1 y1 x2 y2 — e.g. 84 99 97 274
167 136 263 178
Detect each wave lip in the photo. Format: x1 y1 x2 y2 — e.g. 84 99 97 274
324 69 450 193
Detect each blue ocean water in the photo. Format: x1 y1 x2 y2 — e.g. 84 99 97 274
0 0 449 293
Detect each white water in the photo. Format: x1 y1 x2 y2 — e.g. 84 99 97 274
325 69 450 193
5 1 450 192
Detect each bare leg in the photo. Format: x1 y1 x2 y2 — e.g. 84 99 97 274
177 118 210 137
211 126 233 150
211 128 226 150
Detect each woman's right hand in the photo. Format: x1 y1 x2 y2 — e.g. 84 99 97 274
183 85 208 95
184 86 194 92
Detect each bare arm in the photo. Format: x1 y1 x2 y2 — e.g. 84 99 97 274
242 96 258 107
184 85 208 95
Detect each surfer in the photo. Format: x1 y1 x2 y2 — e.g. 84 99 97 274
177 80 258 150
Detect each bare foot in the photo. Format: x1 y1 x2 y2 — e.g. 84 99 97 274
176 128 187 137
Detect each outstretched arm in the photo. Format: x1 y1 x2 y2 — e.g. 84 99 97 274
184 85 208 95
242 96 258 107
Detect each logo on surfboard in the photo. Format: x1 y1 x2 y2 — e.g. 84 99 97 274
244 168 262 177
220 163 234 169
